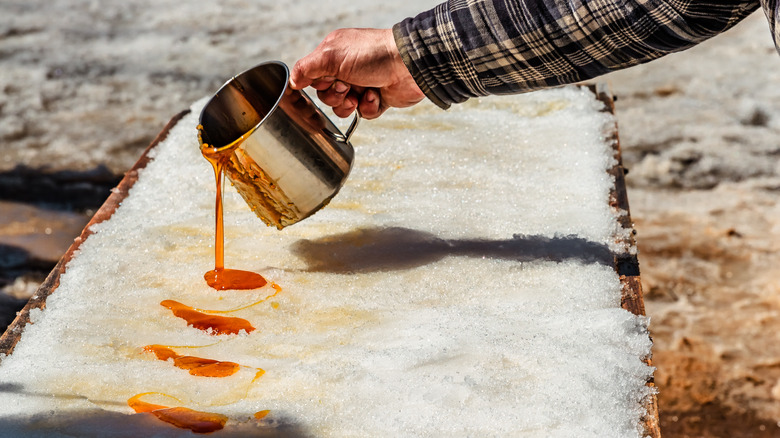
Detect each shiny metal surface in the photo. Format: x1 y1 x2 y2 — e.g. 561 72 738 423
198 61 356 229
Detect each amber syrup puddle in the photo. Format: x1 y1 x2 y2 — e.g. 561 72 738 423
160 300 255 335
159 283 281 335
128 393 228 434
143 345 241 377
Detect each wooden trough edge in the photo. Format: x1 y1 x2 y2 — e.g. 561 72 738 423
0 109 191 358
592 83 662 438
0 87 661 437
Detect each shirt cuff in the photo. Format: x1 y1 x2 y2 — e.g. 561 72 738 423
393 2 487 110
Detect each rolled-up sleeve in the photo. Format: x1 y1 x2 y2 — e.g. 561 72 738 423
394 0 766 109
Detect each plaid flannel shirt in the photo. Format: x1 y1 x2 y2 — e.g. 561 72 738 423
393 0 777 108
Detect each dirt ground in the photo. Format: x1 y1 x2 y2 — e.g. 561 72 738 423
631 187 780 437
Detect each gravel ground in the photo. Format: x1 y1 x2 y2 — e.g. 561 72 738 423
2 2 780 436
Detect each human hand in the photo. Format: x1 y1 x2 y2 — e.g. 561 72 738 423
289 28 425 119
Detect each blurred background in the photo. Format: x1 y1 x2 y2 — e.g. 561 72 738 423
1 1 779 436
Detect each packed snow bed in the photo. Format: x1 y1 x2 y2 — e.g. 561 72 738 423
0 87 653 437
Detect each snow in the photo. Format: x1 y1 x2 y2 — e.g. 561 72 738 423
0 87 653 437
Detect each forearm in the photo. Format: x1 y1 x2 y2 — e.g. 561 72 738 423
394 0 759 109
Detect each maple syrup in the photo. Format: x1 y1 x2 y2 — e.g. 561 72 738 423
199 134 267 291
133 130 284 432
128 393 228 433
143 345 240 377
160 300 255 335
204 267 267 291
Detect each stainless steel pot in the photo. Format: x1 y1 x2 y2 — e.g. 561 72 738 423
198 61 358 229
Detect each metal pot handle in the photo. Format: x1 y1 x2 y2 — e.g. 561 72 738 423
332 111 361 143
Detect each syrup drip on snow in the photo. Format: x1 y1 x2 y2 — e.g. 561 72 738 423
160 300 256 335
159 283 282 335
128 393 228 434
205 267 267 290
143 345 241 377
